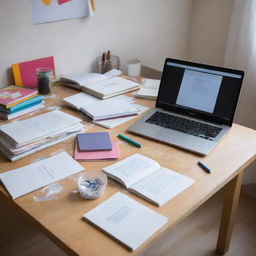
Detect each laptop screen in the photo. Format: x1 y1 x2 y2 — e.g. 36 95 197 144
156 58 244 126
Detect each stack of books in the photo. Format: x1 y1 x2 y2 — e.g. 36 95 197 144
0 110 84 161
0 86 44 120
74 132 120 161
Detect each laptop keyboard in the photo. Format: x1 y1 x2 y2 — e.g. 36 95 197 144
145 111 222 141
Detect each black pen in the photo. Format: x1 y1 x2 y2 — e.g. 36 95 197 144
198 161 211 174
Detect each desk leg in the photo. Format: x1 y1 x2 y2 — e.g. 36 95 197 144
216 171 243 254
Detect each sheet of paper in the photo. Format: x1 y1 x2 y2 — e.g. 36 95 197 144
0 152 84 199
103 153 160 188
83 192 167 251
130 167 195 206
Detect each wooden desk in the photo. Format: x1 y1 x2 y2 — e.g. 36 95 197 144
1 85 256 256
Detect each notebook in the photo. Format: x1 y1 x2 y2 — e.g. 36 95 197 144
60 73 107 90
74 140 120 161
0 102 44 120
80 98 139 121
83 192 167 251
77 132 112 151
0 95 44 113
0 86 38 107
128 58 244 155
61 75 140 99
12 56 55 88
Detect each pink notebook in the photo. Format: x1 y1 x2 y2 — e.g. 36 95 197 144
12 56 55 88
74 140 120 161
0 86 38 107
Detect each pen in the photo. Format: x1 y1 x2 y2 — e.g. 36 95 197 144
117 134 141 148
198 161 211 174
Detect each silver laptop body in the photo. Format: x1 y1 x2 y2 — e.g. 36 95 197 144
128 58 244 155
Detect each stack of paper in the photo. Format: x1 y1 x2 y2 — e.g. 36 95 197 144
0 110 84 161
0 86 44 120
63 92 149 128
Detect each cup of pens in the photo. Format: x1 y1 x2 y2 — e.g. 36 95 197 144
96 51 120 74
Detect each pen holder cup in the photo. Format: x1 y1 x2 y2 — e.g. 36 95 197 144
36 67 54 95
77 171 108 199
96 55 120 74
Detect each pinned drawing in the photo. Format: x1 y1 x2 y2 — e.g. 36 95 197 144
31 0 94 24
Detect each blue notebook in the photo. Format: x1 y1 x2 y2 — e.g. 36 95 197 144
77 132 112 151
0 95 44 113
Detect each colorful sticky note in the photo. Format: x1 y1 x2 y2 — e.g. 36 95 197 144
12 56 55 89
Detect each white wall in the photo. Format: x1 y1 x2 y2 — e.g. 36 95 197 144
188 0 256 185
0 0 192 88
188 0 234 66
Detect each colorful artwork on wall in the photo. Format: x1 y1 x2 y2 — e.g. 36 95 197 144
31 0 93 24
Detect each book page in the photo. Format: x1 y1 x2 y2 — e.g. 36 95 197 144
61 73 107 85
83 77 140 95
83 192 167 251
102 153 160 188
0 152 84 199
130 167 194 206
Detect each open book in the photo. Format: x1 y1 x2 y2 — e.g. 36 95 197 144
60 73 107 90
80 98 139 121
103 153 194 206
61 74 140 99
83 192 167 251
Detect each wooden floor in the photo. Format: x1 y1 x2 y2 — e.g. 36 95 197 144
1 188 256 256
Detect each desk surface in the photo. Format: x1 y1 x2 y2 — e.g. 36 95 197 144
1 85 256 256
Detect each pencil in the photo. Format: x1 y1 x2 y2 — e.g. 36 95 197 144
90 0 96 12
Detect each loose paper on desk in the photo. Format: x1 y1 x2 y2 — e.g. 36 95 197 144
0 152 84 199
83 192 167 251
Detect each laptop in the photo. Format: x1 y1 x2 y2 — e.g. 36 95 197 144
128 58 244 155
